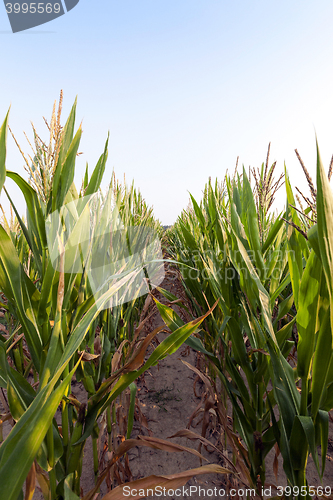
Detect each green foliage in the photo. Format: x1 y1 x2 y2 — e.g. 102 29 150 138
168 149 333 495
0 100 198 500
1 99 333 499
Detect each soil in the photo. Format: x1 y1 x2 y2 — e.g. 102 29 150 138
1 262 333 499
126 266 226 499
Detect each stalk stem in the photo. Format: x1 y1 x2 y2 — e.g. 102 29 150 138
93 436 99 480
47 426 56 498
300 377 308 416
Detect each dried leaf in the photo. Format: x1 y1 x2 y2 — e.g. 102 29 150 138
123 326 164 373
182 361 216 400
82 436 224 500
136 435 208 459
273 453 279 482
100 464 234 500
35 463 50 500
78 351 100 362
168 429 227 459
24 462 36 500
273 443 279 482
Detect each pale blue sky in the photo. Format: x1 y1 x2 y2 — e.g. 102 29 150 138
1 1 333 223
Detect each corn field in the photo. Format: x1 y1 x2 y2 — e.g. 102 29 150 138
0 96 332 500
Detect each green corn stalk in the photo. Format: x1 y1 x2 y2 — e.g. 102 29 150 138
169 147 333 495
0 100 211 499
168 162 297 491
270 144 333 494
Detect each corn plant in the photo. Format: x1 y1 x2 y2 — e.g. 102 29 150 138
169 179 282 489
0 101 226 500
167 150 333 495
263 146 333 495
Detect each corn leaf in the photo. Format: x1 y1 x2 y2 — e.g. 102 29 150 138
0 367 74 500
0 225 42 370
0 110 9 194
297 250 322 379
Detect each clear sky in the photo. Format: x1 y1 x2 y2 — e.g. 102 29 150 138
1 0 333 224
